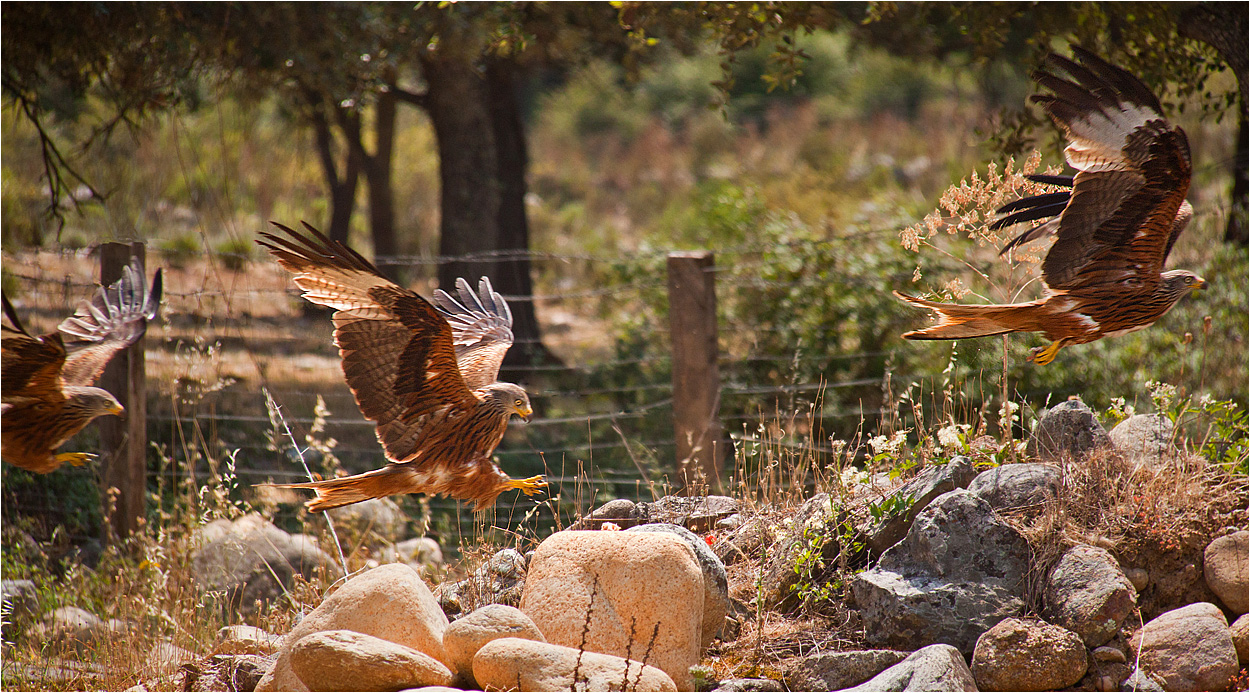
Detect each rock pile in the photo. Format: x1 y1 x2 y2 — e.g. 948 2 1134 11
238 524 726 692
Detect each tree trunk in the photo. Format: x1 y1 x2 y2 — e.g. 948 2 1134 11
308 99 360 245
1179 2 1248 246
485 58 561 368
422 52 504 297
365 89 400 279
1229 111 1248 246
338 92 401 279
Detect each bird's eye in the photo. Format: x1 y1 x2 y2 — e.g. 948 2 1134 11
515 399 523 407
1185 276 1194 284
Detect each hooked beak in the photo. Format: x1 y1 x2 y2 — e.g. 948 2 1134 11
1194 277 1207 290
109 403 126 418
520 406 533 424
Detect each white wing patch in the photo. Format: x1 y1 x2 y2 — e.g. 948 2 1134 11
292 267 392 312
1064 104 1161 173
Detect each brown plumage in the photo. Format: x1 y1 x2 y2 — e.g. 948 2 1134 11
2 261 162 473
897 47 1203 365
257 222 546 511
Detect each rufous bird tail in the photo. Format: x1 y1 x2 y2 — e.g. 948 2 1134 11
271 464 415 513
893 291 1045 340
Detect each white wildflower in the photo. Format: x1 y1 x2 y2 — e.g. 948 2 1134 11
936 423 970 450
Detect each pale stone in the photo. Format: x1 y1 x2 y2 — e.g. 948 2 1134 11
843 644 978 691
971 618 1087 691
787 650 908 690
472 637 676 692
191 513 339 616
1092 645 1127 663
1043 545 1137 647
1109 414 1174 467
145 639 197 677
1204 531 1248 614
213 625 281 656
1129 602 1237 692
520 530 704 690
1230 613 1247 666
443 604 545 686
624 523 729 649
256 563 450 691
289 629 453 691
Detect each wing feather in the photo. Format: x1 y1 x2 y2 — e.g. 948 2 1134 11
431 276 515 389
260 222 479 463
1029 47 1191 289
1 298 67 405
58 261 163 386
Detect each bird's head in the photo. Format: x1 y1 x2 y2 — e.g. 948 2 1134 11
1162 269 1206 298
489 382 532 423
74 388 125 418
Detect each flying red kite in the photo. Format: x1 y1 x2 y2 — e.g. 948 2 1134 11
258 222 546 511
897 47 1203 364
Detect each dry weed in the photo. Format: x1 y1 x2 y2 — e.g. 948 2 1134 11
1006 447 1248 618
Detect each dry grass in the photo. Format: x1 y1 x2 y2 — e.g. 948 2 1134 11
1007 447 1248 620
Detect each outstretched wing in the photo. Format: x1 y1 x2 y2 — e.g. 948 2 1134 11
431 276 514 389
258 222 478 462
1029 46 1192 290
57 260 163 386
1 294 68 405
994 174 1193 262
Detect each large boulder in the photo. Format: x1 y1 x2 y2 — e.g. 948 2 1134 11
288 630 453 691
966 463 1060 514
624 523 728 649
1043 545 1137 647
1129 602 1238 692
1203 530 1248 614
34 606 108 655
256 563 450 692
442 604 545 687
970 618 1087 691
841 643 978 691
519 530 705 690
1108 414 1174 468
1027 399 1112 462
326 498 408 545
192 514 339 616
865 456 977 556
473 637 676 692
786 650 908 691
376 537 444 577
640 495 741 532
2 579 38 623
852 490 1029 655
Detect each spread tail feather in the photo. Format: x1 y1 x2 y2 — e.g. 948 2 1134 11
893 291 1044 340
270 464 415 512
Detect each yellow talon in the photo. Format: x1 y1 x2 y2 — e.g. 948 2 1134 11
1029 341 1064 365
508 475 547 496
55 452 96 467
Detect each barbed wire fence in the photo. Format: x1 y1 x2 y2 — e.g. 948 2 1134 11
2 238 921 551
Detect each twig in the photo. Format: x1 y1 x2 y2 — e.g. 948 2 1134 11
263 388 349 579
571 573 600 691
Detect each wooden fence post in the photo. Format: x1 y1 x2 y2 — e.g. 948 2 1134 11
667 251 724 493
98 242 148 540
